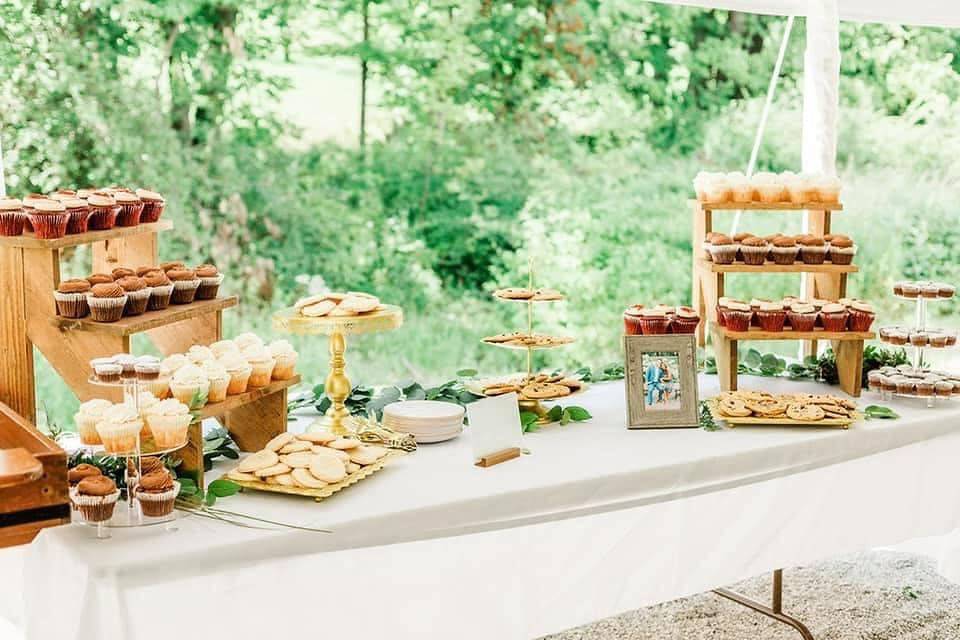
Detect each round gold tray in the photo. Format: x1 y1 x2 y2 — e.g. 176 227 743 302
272 304 403 336
482 338 575 351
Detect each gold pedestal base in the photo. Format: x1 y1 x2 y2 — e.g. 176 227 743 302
518 399 551 425
308 414 358 437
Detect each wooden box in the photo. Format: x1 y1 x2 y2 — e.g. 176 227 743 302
0 402 70 547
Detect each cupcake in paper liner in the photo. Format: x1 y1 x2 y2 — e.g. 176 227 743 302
71 476 120 523
54 278 92 318
234 332 264 352
113 190 144 227
797 235 827 264
786 302 817 332
29 199 69 239
95 404 144 454
74 399 113 445
268 339 299 380
724 301 752 332
194 264 223 300
739 236 769 265
116 276 151 316
145 399 192 448
770 236 799 265
187 344 216 364
751 173 785 204
202 360 231 403
142 270 173 310
136 189 166 223
219 353 252 395
244 346 276 388
847 301 876 332
67 463 102 488
827 235 856 265
622 305 645 335
755 301 787 332
62 198 92 234
671 307 700 334
85 192 119 230
702 177 731 203
135 472 179 517
210 339 240 359
636 308 670 335
820 302 849 332
168 364 210 408
142 376 171 400
702 232 716 262
813 175 841 203
86 283 128 322
728 172 754 203
708 234 738 265
0 198 25 236
167 269 200 304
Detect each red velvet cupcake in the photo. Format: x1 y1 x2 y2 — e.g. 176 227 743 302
786 302 817 332
672 306 700 334
820 303 849 332
623 305 645 335
87 192 119 230
63 198 92 234
113 190 144 227
0 198 25 236
724 301 752 332
136 189 166 223
755 301 786 332
847 301 875 332
637 308 671 335
29 199 69 239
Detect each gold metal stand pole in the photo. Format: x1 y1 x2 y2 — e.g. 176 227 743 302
325 330 353 435
713 569 815 640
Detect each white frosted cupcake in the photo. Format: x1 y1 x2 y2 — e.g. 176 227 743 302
159 354 190 379
202 360 230 403
702 176 731 203
169 364 210 408
727 171 754 203
787 174 816 203
693 172 720 201
220 353 253 395
95 404 143 454
210 339 239 359
234 332 264 352
142 377 171 400
243 346 276 388
125 391 161 437
144 399 192 448
813 174 841 203
187 344 215 364
75 399 113 445
752 172 785 203
268 340 298 380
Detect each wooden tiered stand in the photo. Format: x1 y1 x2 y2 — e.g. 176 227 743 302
691 200 873 397
0 221 298 484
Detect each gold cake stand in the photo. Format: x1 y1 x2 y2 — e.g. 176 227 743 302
273 304 403 435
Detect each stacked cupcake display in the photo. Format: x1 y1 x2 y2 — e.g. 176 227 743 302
693 171 841 205
702 231 855 267
873 280 959 407
53 262 225 323
0 187 166 240
714 297 876 334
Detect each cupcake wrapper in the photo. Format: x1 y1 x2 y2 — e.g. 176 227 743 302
123 288 152 316
54 290 90 318
731 185 755 203
272 353 299 380
848 310 875 332
170 279 200 304
115 202 144 227
799 246 828 264
140 201 166 223
146 413 191 448
136 482 179 517
88 205 119 230
66 209 92 234
701 241 713 262
623 315 643 335
147 284 174 310
248 359 277 388
771 246 799 265
29 213 69 239
786 311 817 332
96 419 143 454
756 311 786 332
671 317 700 335
788 187 816 204
226 369 252 395
207 377 230 403
70 487 121 523
725 310 752 332
716 305 728 327
757 186 785 203
86 294 129 322
739 246 769 265
195 273 224 300
637 317 671 335
142 377 171 400
0 211 25 236
170 381 210 408
709 245 739 265
828 245 857 265
821 312 850 333
76 415 103 445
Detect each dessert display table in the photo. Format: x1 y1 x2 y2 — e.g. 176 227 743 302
13 375 960 640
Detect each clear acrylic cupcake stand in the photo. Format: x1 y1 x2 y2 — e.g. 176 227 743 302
875 286 958 408
68 371 187 538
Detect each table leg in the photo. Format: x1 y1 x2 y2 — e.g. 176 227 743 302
711 325 737 392
713 569 815 640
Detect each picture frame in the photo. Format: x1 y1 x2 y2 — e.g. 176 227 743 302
624 334 699 428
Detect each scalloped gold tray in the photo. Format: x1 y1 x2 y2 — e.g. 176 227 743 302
272 304 403 336
221 449 406 501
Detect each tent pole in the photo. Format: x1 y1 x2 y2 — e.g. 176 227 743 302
0 134 6 197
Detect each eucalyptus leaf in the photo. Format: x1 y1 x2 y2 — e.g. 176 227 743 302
456 368 478 377
744 348 763 369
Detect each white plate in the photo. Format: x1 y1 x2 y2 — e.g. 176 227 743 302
383 401 465 421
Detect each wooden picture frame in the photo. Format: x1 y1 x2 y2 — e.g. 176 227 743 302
624 334 699 428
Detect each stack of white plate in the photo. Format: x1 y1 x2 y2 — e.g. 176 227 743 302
382 401 465 443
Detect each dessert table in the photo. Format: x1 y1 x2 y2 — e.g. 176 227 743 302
10 375 960 640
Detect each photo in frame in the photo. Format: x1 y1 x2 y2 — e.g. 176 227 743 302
624 334 699 428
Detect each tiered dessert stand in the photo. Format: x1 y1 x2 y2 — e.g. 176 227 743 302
483 264 577 423
691 199 873 397
272 304 404 435
0 221 299 485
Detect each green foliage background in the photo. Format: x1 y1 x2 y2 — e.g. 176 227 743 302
1 1 959 429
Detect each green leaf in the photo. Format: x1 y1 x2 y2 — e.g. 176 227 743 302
744 348 763 369
560 408 571 425
456 368 478 377
208 479 241 498
205 491 217 506
864 405 900 420
565 406 592 421
546 405 563 421
520 411 540 433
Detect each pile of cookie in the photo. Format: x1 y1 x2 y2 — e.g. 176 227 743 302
481 373 584 400
482 333 574 348
713 390 858 422
294 291 383 317
493 287 563 301
225 431 389 490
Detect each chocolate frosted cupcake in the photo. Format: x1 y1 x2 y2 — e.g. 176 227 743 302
117 276 151 316
111 267 136 280
168 269 200 304
798 235 827 264
136 189 166 223
194 264 223 300
29 199 69 239
135 471 178 517
87 282 128 322
144 270 174 310
62 198 92 234
87 192 119 230
71 475 120 523
827 235 856 265
87 272 115 286
48 189 77 202
771 236 799 265
135 265 157 277
732 232 753 262
54 278 92 318
739 236 769 265
0 198 25 236
113 190 144 227
160 261 185 272
68 463 102 487
708 234 738 265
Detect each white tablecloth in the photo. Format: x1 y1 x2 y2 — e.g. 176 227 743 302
10 376 960 640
